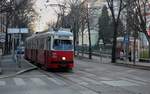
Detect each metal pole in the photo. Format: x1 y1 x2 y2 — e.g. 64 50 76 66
12 34 15 59
100 45 102 63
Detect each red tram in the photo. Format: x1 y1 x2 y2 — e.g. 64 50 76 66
24 30 74 70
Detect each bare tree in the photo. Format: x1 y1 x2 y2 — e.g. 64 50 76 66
106 0 126 63
0 0 36 54
127 0 150 59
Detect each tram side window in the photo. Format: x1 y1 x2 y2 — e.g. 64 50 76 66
47 37 51 50
33 40 35 49
29 41 31 49
36 40 38 49
38 39 40 49
39 38 44 50
32 40 34 49
31 41 33 49
44 39 47 50
39 39 42 49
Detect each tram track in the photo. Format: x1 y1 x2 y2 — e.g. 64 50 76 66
38 69 102 94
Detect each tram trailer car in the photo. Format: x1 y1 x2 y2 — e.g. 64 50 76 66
25 31 74 70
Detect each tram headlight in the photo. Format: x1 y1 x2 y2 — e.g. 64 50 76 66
62 57 66 61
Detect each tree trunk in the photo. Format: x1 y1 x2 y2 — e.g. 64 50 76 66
144 33 150 59
73 24 76 56
81 22 85 57
76 23 79 56
133 36 136 64
87 19 92 59
148 39 150 59
4 13 9 55
111 24 117 63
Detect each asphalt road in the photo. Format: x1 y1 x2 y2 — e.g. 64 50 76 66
0 58 150 94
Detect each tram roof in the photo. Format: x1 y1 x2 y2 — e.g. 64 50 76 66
26 30 73 41
54 30 73 36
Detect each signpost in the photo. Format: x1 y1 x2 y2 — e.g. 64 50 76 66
8 28 28 64
124 34 129 61
99 39 104 63
0 33 6 55
0 33 5 43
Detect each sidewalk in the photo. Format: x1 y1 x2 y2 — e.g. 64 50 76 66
0 56 2 74
77 53 150 70
0 54 37 77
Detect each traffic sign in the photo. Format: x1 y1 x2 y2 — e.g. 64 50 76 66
124 35 129 44
0 39 5 43
0 33 5 39
0 33 5 43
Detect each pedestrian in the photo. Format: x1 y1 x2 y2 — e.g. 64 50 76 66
120 50 124 60
129 51 131 62
15 47 22 68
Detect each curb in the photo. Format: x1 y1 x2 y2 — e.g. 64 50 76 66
0 67 37 79
113 63 150 71
22 58 37 68
0 57 38 79
139 58 150 62
0 55 2 75
0 68 2 75
76 55 150 71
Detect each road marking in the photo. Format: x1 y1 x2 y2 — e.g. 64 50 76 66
0 81 6 86
80 90 99 94
131 76 150 82
47 77 66 86
126 70 135 73
78 71 96 77
80 77 102 85
101 80 138 86
68 77 88 86
31 78 47 86
99 77 113 81
14 78 26 86
120 77 147 85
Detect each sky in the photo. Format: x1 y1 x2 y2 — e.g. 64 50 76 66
31 0 63 32
30 0 105 32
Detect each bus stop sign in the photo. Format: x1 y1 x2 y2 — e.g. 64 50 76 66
124 35 129 44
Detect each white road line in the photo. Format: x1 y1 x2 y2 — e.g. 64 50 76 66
30 78 47 86
80 90 99 94
120 77 147 85
131 76 150 82
14 78 26 86
0 81 6 86
101 80 138 86
99 77 113 81
47 77 66 86
80 77 102 85
126 70 135 73
68 77 88 86
78 71 96 77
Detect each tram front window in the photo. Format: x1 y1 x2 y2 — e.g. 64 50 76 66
53 39 73 50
